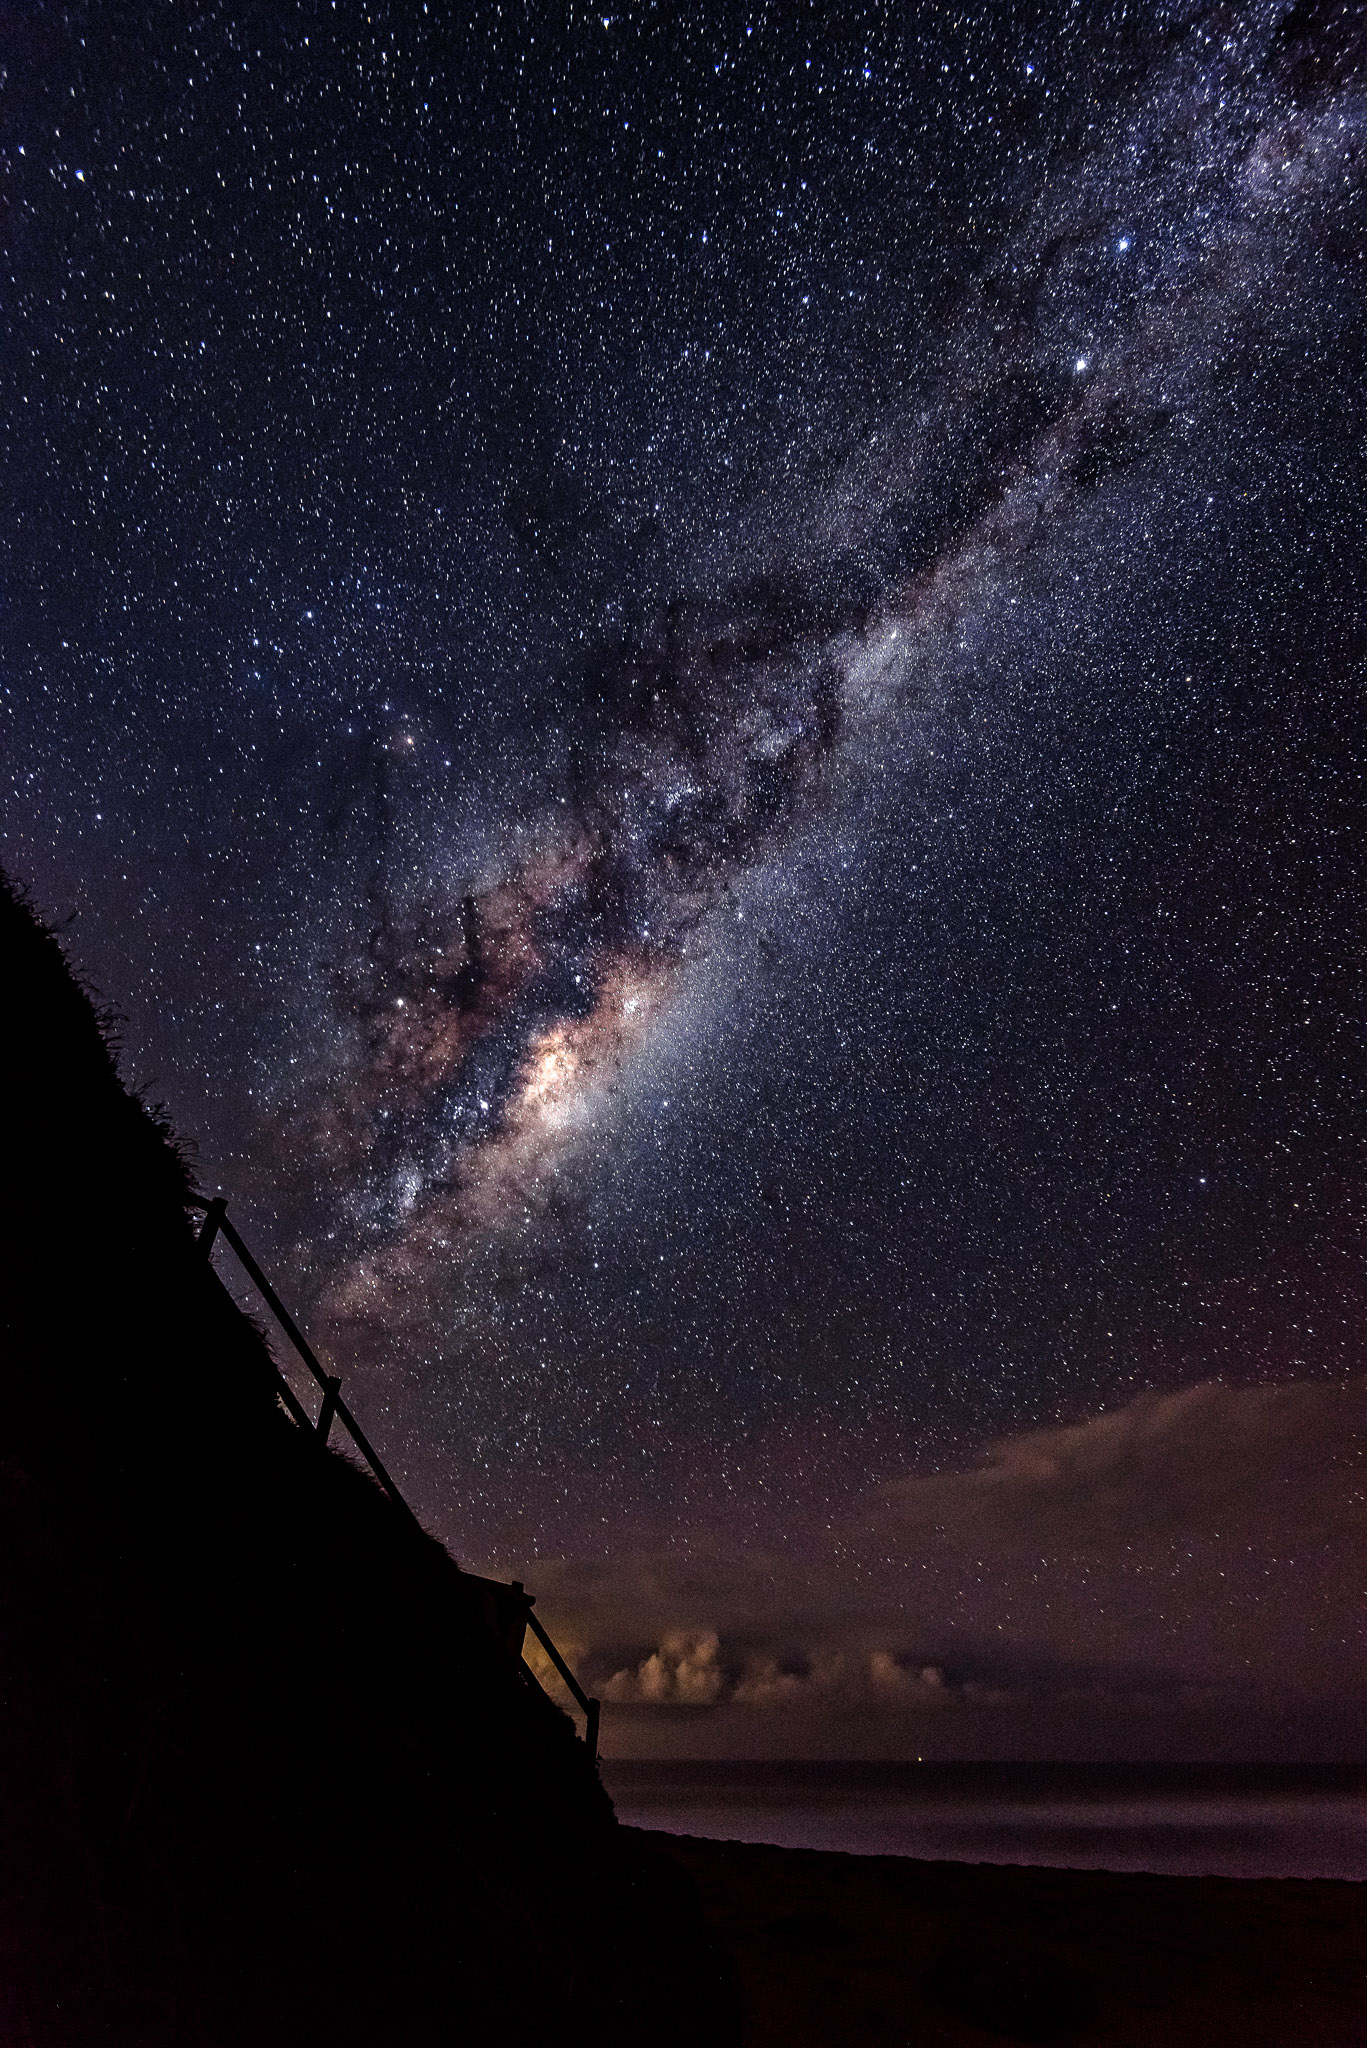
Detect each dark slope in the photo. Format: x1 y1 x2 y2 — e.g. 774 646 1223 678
0 875 735 2046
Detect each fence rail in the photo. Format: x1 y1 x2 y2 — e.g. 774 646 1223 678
186 1192 601 1758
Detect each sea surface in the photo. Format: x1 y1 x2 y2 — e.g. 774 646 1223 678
602 1762 1367 1881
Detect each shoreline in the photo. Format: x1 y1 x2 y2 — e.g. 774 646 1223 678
603 1760 1367 1882
605 1758 1367 1793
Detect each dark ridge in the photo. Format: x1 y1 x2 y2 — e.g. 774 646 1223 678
0 872 737 2046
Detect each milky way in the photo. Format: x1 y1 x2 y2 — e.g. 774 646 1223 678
6 0 1367 1581
267 6 1367 1378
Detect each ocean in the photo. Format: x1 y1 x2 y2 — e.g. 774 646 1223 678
601 1761 1367 1881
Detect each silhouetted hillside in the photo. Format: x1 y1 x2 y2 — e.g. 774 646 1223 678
0 875 736 2046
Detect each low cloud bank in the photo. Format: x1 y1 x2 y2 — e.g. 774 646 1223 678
504 1379 1365 1759
599 1634 954 1710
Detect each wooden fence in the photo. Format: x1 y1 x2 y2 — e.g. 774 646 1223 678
187 1193 600 1760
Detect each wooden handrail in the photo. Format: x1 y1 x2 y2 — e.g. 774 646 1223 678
526 1608 602 1761
185 1192 600 1758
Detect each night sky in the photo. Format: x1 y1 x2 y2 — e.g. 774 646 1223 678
5 1 1365 1756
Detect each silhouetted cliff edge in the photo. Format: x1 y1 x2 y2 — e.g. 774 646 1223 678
0 876 735 2046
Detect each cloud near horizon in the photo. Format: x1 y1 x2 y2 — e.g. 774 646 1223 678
509 1377 1366 1760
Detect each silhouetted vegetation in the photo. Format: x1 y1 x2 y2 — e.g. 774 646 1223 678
0 874 736 2045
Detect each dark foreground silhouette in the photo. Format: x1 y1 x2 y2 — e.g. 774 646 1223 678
650 1830 1367 2045
0 877 736 2046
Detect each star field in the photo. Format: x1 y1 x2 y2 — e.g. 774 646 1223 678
4 0 1366 1598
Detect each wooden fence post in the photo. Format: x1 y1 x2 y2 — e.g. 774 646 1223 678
197 1196 227 1257
316 1375 341 1444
